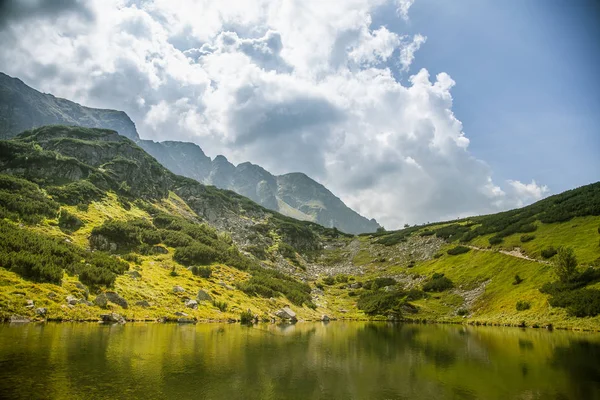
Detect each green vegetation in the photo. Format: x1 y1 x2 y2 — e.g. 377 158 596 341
240 309 254 324
0 174 59 224
191 266 212 278
516 300 531 311
58 209 83 232
47 181 105 205
520 234 535 243
447 246 470 256
238 267 313 307
541 246 558 259
422 273 454 292
554 247 578 283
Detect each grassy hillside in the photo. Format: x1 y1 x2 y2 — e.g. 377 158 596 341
0 125 599 330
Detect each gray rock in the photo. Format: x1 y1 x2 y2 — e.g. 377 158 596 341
196 289 212 302
135 300 150 308
174 311 188 317
66 295 79 305
185 299 198 309
173 286 185 293
100 313 126 324
10 315 30 323
94 293 108 308
126 270 142 279
321 314 330 322
177 318 196 324
349 282 362 289
47 292 57 300
25 299 34 308
275 307 297 321
105 292 128 309
35 308 47 316
74 282 89 299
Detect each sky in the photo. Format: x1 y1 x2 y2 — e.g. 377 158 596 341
0 0 598 229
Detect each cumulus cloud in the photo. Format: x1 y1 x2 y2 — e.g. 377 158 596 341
0 0 550 229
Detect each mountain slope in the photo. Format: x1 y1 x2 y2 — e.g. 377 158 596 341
0 73 139 140
0 71 380 234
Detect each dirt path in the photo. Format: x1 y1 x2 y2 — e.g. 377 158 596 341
466 245 550 264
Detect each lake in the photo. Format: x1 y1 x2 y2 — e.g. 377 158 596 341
0 322 598 399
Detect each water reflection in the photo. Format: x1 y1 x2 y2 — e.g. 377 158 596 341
0 322 598 399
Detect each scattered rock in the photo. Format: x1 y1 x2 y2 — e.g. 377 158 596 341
185 299 198 309
173 286 185 293
105 292 128 309
175 311 188 317
74 282 89 299
94 293 108 308
66 295 79 306
275 307 297 322
35 308 47 316
321 315 330 322
47 292 57 300
349 283 362 289
135 300 151 308
100 313 126 324
25 299 34 309
126 270 142 279
10 315 30 323
196 289 212 302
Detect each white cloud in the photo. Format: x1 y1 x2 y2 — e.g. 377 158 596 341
0 0 550 229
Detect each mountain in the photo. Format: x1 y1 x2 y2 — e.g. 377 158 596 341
0 124 599 329
138 140 381 234
0 71 380 234
0 73 139 140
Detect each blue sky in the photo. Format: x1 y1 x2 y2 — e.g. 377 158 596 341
375 0 600 194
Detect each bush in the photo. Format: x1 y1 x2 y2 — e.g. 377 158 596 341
191 266 212 278
335 274 349 284
554 247 578 283
541 246 558 259
0 174 59 224
419 230 435 237
173 243 219 266
322 276 335 285
140 230 162 245
58 209 83 232
47 180 104 205
548 289 600 317
520 234 535 243
240 310 254 324
162 231 193 247
357 290 406 316
238 266 313 306
422 273 454 292
513 274 523 285
122 253 141 264
447 246 470 256
364 277 397 290
457 308 469 316
488 236 503 245
213 300 228 312
516 300 531 311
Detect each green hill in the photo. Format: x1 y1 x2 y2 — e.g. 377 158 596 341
0 125 599 330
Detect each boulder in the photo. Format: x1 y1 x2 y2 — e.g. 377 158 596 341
10 315 30 323
74 282 89 299
275 307 297 322
185 299 198 310
196 290 213 302
135 300 151 308
100 313 126 324
321 314 330 322
47 292 57 300
94 293 108 308
25 299 34 309
35 308 47 316
177 318 196 324
174 311 188 317
151 245 168 254
126 270 142 279
105 292 128 309
173 286 185 293
349 283 362 289
66 295 79 305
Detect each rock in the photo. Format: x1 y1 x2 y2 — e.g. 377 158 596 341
177 318 196 324
94 293 108 308
35 308 47 316
275 307 297 322
173 286 185 293
218 281 235 290
74 282 89 299
25 299 34 309
151 245 168 254
174 311 188 317
383 285 396 292
185 299 198 309
66 295 79 305
126 270 142 279
47 292 57 300
349 282 362 289
321 314 330 322
105 292 128 309
10 315 30 323
79 300 94 306
338 309 348 313
100 313 126 324
135 300 151 308
196 289 212 302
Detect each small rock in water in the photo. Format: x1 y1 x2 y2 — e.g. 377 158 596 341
321 315 330 322
275 307 297 322
10 315 30 323
100 313 126 324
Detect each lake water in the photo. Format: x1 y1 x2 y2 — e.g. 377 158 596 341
0 322 598 400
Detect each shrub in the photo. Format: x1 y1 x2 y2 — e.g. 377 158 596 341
240 310 254 324
457 308 469 316
357 290 405 316
516 300 531 311
0 174 59 224
422 273 454 292
433 253 443 259
91 220 145 248
238 266 312 306
554 247 578 283
191 266 212 278
419 230 435 237
447 246 470 256
212 300 228 312
364 277 397 290
140 230 162 245
335 274 349 284
548 289 600 317
47 180 104 205
520 234 535 243
162 231 193 247
173 243 219 266
488 236 503 245
513 274 523 285
541 246 558 259
322 276 335 285
122 253 141 265
58 209 83 232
